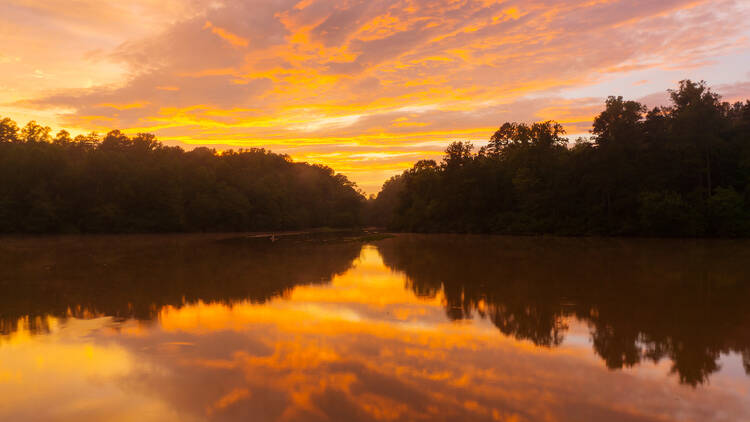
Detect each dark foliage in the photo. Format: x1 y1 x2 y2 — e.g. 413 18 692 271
0 124 364 233
371 80 750 236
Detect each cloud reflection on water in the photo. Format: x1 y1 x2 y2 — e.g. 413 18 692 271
0 236 749 421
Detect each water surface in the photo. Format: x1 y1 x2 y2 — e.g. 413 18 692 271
1 234 749 421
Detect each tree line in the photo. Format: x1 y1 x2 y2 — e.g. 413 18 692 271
0 121 364 233
3 80 749 236
370 80 750 236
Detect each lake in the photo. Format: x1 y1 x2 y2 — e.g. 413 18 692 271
1 234 749 421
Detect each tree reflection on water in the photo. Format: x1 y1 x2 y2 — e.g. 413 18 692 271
2 233 750 387
377 234 750 386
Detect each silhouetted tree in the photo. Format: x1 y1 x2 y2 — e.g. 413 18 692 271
372 80 750 237
0 126 365 233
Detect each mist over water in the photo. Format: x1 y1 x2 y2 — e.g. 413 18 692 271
1 234 749 421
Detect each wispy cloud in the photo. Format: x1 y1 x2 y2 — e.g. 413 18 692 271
2 0 750 193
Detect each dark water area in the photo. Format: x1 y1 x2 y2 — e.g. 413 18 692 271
1 234 749 421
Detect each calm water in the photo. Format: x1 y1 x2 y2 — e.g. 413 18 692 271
1 234 750 421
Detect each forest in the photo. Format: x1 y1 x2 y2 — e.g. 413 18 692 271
0 123 364 233
371 80 750 236
2 80 749 236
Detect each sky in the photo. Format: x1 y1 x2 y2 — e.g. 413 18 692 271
1 0 750 194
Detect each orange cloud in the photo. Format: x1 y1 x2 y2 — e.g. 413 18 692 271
2 0 750 193
203 21 250 48
96 101 150 110
206 388 251 415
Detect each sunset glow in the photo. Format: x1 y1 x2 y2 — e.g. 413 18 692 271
2 0 750 192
